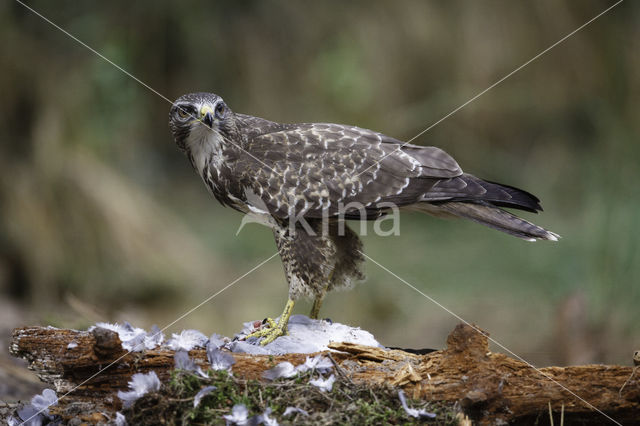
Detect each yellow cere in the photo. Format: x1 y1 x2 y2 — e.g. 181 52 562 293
199 105 214 118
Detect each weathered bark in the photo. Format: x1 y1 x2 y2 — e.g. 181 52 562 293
10 324 640 424
330 325 640 424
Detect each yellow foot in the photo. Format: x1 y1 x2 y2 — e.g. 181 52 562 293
245 299 295 346
245 318 288 345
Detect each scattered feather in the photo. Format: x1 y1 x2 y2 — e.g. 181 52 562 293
193 385 217 408
67 341 78 349
117 371 161 408
262 356 332 381
208 333 226 349
238 320 261 337
115 411 127 426
256 407 279 426
174 350 209 378
16 387 58 425
283 406 309 417
207 344 236 371
238 315 382 354
223 404 249 425
398 390 436 419
16 404 41 426
298 354 333 373
309 374 336 392
229 340 271 355
262 362 297 380
125 332 146 351
167 329 208 351
31 388 58 413
92 322 153 352
144 325 164 349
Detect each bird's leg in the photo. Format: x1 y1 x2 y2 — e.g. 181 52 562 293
310 270 333 319
245 299 295 346
309 292 325 320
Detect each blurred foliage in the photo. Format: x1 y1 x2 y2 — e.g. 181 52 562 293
0 1 638 366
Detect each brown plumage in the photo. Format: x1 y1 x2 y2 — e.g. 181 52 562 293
169 92 558 344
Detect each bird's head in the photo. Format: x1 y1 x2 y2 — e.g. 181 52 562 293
169 92 236 153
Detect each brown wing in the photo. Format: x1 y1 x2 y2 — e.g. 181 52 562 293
235 122 463 219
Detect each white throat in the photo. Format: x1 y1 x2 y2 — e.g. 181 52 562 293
186 124 225 174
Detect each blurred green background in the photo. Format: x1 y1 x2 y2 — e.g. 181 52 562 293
1 1 638 396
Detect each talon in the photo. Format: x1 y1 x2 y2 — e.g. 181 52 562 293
259 325 288 345
245 317 277 339
244 299 295 345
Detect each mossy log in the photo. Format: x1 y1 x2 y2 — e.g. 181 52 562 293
10 324 640 424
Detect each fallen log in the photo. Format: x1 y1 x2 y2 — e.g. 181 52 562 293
9 323 640 424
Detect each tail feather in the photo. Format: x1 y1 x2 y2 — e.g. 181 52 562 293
432 175 543 213
430 201 559 241
479 180 542 213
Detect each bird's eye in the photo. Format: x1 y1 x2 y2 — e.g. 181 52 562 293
177 107 190 119
215 103 226 119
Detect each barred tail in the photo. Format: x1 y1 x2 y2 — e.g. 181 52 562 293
434 202 559 241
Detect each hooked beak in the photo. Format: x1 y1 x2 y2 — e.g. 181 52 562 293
200 105 214 128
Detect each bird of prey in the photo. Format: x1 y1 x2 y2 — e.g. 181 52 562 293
169 92 558 345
